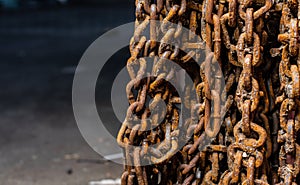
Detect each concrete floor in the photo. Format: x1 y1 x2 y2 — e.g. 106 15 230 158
0 4 134 185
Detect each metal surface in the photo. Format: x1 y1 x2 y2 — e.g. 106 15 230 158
117 0 300 184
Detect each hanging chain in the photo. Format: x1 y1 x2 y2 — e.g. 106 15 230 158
117 0 300 184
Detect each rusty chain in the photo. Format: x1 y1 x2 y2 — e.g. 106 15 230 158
117 0 300 184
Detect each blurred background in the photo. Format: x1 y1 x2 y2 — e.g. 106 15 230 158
0 0 134 184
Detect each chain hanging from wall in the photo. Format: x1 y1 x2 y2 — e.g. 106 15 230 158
117 0 300 184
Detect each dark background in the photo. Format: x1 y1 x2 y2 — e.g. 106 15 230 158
0 0 134 184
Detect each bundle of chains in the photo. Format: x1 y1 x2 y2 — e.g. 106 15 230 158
117 0 300 184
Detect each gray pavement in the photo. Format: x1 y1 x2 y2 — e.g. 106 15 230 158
0 4 134 185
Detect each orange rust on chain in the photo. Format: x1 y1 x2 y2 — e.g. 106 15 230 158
133 148 146 185
121 171 129 185
142 0 151 14
181 152 200 174
237 32 261 67
118 0 299 184
220 13 232 50
210 152 219 181
188 132 206 154
189 11 197 40
187 1 202 12
150 4 157 50
212 14 221 64
236 75 260 112
241 99 251 136
178 0 187 16
228 143 264 168
245 8 254 44
244 156 255 185
151 138 179 164
231 150 243 183
161 5 179 33
220 171 233 185
234 121 267 148
202 170 217 185
228 0 237 27
134 16 150 43
205 90 221 138
205 0 214 24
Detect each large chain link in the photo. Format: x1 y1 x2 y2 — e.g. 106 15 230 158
117 0 300 184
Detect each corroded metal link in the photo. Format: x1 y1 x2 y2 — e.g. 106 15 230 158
276 0 300 184
117 0 299 184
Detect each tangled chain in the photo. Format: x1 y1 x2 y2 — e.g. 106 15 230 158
117 0 300 184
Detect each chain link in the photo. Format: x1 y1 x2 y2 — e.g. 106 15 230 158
117 0 300 184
